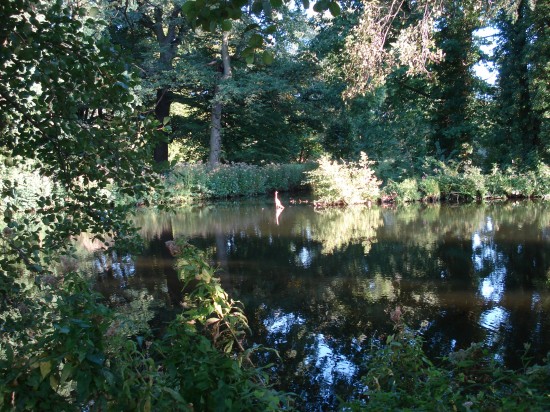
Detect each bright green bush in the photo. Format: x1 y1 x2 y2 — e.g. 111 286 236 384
304 153 382 205
486 165 514 198
435 165 486 201
382 178 420 203
418 176 441 201
534 162 550 198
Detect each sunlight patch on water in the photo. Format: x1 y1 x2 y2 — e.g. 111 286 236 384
304 334 357 385
479 268 506 302
263 310 305 344
296 246 313 268
479 306 509 334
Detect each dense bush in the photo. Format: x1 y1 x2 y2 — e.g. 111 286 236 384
418 176 441 201
346 325 550 411
164 162 313 203
304 153 382 205
382 178 419 203
0 242 289 411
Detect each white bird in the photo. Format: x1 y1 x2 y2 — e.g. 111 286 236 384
274 191 285 210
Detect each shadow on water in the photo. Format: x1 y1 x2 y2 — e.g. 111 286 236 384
86 198 550 410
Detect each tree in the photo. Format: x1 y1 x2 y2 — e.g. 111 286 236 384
430 0 482 161
493 0 548 166
1 0 161 275
106 0 190 164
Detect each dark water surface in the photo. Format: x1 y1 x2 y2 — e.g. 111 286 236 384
92 199 550 410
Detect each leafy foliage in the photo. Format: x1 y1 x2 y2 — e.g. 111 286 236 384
1 1 288 410
165 162 312 203
1 248 289 411
305 153 382 205
1 0 163 273
347 325 550 411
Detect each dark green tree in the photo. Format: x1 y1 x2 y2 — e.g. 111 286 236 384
493 0 548 166
431 1 482 161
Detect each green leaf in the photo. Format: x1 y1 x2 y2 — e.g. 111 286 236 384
246 55 255 65
265 24 277 34
244 23 261 33
270 0 283 8
60 363 74 383
89 6 100 17
221 20 232 31
241 47 254 57
251 0 263 15
163 387 186 402
86 353 105 365
249 33 264 48
262 50 274 65
313 0 328 12
328 1 341 16
40 361 52 379
181 1 196 14
302 0 310 9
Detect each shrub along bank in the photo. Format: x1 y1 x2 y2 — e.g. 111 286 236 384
159 158 550 206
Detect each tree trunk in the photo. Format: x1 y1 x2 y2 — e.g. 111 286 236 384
209 97 223 167
154 88 171 164
208 30 232 168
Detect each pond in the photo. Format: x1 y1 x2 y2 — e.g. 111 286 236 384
91 199 550 410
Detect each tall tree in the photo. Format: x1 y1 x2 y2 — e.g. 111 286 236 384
107 1 189 164
431 1 481 161
493 0 547 166
209 30 232 166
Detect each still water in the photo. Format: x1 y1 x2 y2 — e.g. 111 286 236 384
92 199 550 410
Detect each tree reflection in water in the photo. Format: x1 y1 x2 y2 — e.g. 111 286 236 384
86 199 550 410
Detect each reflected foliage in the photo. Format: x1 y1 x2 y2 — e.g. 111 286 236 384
309 206 382 254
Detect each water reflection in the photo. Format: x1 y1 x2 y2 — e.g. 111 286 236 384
87 200 550 410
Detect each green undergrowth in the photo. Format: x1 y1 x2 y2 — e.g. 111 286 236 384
0 241 290 411
382 162 550 203
162 162 314 204
345 324 550 411
304 155 550 205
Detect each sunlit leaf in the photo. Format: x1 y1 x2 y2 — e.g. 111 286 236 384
249 33 264 48
40 361 52 379
262 50 274 65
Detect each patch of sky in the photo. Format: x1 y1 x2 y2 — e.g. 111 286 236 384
473 26 500 85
